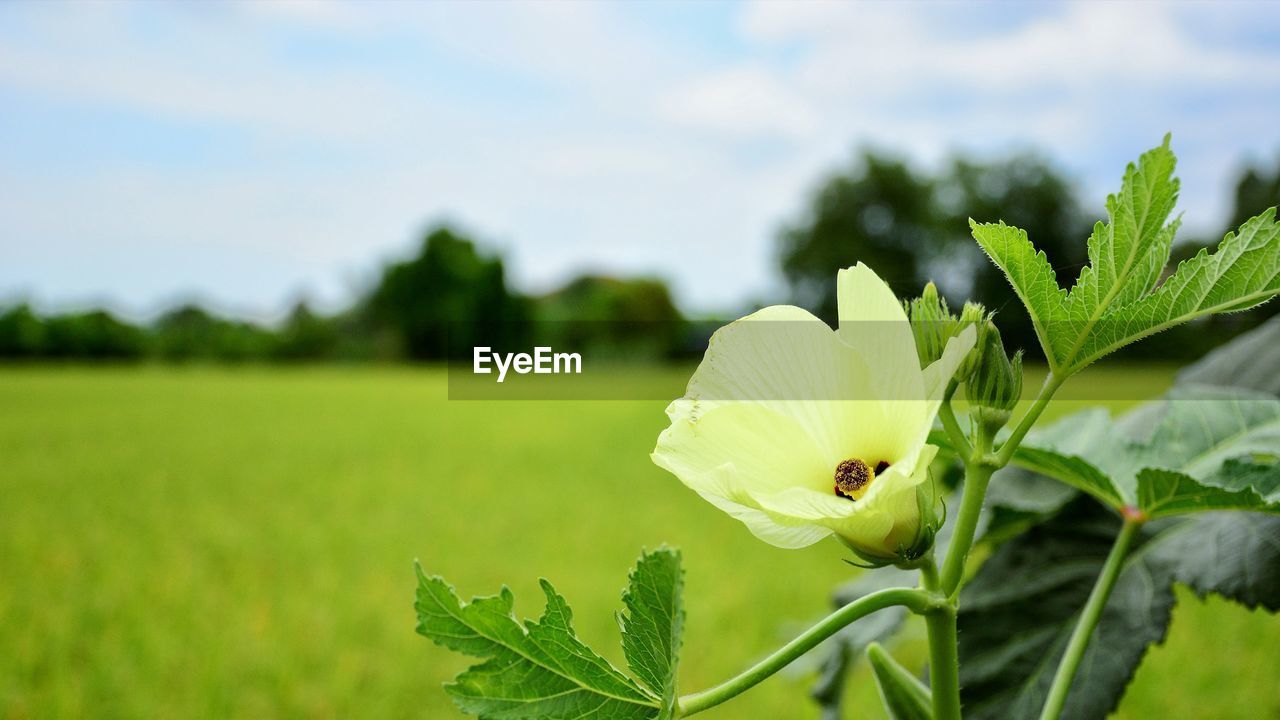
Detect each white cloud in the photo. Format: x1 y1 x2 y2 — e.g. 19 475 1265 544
719 0 1280 221
0 5 422 142
658 65 818 140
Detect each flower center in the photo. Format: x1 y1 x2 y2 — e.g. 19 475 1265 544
834 459 891 500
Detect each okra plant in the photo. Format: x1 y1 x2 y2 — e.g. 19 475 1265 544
414 137 1280 719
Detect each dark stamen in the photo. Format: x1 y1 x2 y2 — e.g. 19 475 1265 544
834 458 871 499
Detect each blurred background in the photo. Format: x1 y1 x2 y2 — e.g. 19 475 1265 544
2 2 1278 719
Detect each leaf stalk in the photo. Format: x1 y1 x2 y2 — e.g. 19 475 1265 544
675 587 938 717
1037 518 1142 720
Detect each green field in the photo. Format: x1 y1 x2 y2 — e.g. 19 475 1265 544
1 367 1277 719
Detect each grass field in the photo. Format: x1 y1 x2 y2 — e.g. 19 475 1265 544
1 366 1277 719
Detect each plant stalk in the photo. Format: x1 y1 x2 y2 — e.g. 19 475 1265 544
938 380 973 459
996 372 1064 467
676 587 937 717
925 605 961 720
938 461 994 597
917 556 962 720
1037 518 1142 720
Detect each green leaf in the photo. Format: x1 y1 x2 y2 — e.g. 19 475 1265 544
969 219 1064 362
1178 315 1280 394
992 407 1131 511
1007 447 1125 509
1000 386 1280 517
1207 458 1280 503
1136 385 1280 478
958 499 1280 720
952 320 1280 718
1136 467 1275 518
1071 208 1280 370
972 137 1280 375
866 643 933 720
1063 138 1179 311
619 549 685 716
415 548 683 719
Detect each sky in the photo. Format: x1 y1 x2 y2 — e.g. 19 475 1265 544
2 0 1279 322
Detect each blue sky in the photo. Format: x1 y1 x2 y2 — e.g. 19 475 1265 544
2 0 1278 321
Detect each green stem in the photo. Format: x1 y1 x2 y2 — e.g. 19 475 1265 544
922 358 1070 718
938 381 973 459
938 461 994 596
925 606 961 720
926 458 989 720
917 556 962 720
676 587 937 717
996 372 1064 467
940 368 1067 595
1038 518 1141 720
919 555 941 592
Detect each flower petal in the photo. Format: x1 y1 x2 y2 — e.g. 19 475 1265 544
653 399 831 496
859 443 938 505
757 444 939 557
915 325 977 447
836 263 920 398
923 325 977 402
680 304 875 463
688 466 833 549
756 487 895 550
835 264 933 458
653 264 963 556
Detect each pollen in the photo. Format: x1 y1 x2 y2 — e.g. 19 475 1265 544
834 458 872 499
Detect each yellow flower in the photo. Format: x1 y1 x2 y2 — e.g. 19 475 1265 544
652 264 975 561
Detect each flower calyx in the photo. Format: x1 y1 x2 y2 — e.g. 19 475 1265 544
966 320 1023 433
904 283 988 381
841 478 946 569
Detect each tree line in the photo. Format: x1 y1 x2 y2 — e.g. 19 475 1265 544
0 226 685 362
2 151 1276 363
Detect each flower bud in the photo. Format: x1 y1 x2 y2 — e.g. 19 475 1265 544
955 302 990 381
966 320 1023 431
905 282 955 367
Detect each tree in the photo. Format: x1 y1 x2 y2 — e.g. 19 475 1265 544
275 301 339 361
0 304 46 357
1226 155 1280 231
534 275 685 360
935 154 1092 354
366 225 530 360
153 304 278 361
42 310 146 359
779 150 935 322
779 150 1089 357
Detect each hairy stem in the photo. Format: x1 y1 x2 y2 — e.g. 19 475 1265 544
918 556 962 720
919 554 941 592
996 372 1065 467
938 381 973 459
926 457 990 720
676 587 938 717
925 606 961 720
938 461 994 597
942 367 1067 595
1038 518 1142 720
